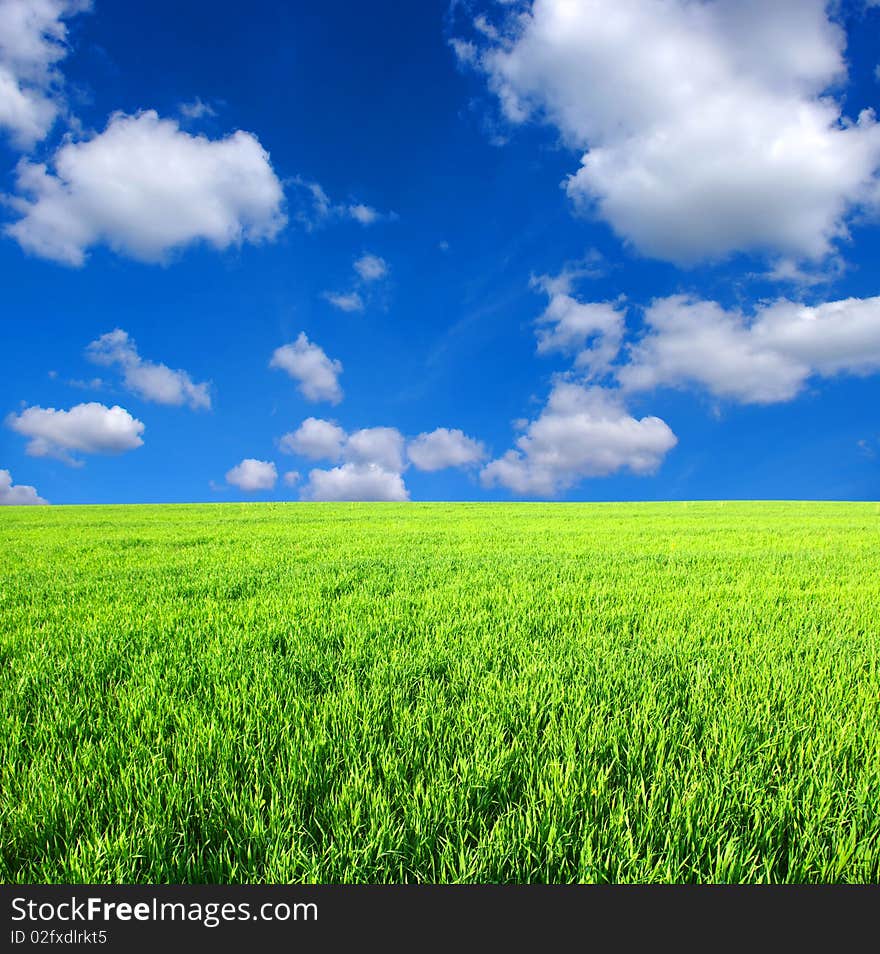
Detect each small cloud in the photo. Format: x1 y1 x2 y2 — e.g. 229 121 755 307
857 438 877 459
301 462 409 501
269 333 344 404
178 97 217 119
761 256 844 287
283 470 300 486
291 179 395 230
353 253 387 282
323 291 364 313
407 428 486 471
86 329 210 409
348 204 379 225
68 377 105 390
279 417 346 460
225 458 277 491
450 37 478 67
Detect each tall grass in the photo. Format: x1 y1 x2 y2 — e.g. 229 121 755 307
1 501 878 882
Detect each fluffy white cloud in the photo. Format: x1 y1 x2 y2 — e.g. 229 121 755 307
282 419 489 499
282 469 300 487
270 333 343 405
323 291 364 313
86 328 210 409
531 270 624 377
344 426 405 472
300 463 409 501
619 294 880 404
481 382 677 496
281 420 408 500
0 468 47 504
0 0 88 148
225 458 277 491
464 0 880 263
353 253 387 281
5 401 144 465
407 427 486 471
279 416 346 460
6 110 286 265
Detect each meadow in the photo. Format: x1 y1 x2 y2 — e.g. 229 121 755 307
1 501 879 883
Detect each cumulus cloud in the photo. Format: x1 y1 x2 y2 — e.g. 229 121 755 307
0 0 89 149
0 468 47 504
6 401 144 465
531 269 624 378
225 458 277 491
353 253 387 281
282 469 300 486
323 291 364 313
6 110 286 265
301 463 409 501
279 416 346 460
462 0 880 263
619 294 880 404
481 382 677 496
344 426 405 472
283 418 488 499
407 427 486 471
86 328 210 409
283 420 409 500
269 333 343 405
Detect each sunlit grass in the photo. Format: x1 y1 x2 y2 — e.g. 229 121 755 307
1 501 879 882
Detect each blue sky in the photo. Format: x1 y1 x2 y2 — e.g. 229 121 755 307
1 0 879 504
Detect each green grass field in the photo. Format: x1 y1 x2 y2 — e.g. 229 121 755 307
1 501 879 883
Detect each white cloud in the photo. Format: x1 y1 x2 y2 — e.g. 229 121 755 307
282 419 489 499
0 0 89 149
291 176 332 230
279 418 406 471
6 401 144 465
348 203 379 225
291 179 393 230
86 328 210 409
619 294 880 404
0 468 47 505
323 291 364 313
353 253 387 281
178 97 216 120
761 256 844 288
481 382 677 496
531 270 624 378
344 426 405 472
6 110 286 265
465 0 880 263
301 462 409 501
407 428 486 471
225 458 277 491
283 469 300 486
279 416 346 460
269 333 343 405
